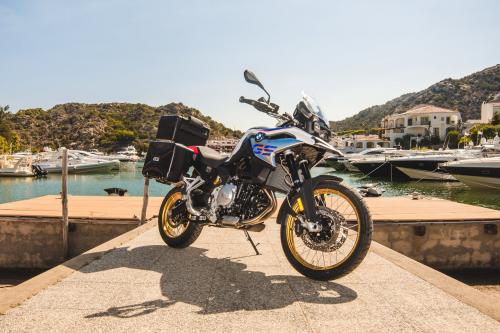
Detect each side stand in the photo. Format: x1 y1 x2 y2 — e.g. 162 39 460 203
243 230 260 255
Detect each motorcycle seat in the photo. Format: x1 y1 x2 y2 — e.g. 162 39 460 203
196 146 228 168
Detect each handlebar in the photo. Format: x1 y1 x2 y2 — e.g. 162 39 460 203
239 96 293 124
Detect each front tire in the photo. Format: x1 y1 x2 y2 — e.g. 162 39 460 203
158 187 203 248
279 181 372 280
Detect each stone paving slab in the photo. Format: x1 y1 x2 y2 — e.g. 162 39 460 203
1 223 499 332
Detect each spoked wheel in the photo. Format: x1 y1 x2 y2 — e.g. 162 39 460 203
279 181 372 280
158 187 203 248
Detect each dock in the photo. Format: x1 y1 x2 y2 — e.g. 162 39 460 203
1 195 499 270
0 195 163 268
0 209 499 330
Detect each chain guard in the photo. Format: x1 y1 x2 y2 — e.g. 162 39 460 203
300 207 348 252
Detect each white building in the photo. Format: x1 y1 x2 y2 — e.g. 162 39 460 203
331 134 390 153
381 105 461 146
481 93 500 123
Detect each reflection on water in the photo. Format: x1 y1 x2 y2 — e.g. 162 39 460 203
0 165 499 210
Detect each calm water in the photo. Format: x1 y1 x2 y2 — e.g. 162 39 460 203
0 164 499 210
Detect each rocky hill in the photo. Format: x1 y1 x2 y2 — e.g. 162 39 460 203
331 64 500 131
0 103 242 153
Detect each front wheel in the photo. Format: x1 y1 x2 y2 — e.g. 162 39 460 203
158 187 203 248
279 181 372 280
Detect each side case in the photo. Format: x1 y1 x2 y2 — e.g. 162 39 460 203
142 140 194 183
156 115 210 146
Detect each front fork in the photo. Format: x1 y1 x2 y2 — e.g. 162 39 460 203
284 152 318 221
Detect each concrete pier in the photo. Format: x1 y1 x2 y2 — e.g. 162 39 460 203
1 195 499 269
0 195 163 268
0 220 499 332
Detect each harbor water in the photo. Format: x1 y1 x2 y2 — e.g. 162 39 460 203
0 164 499 210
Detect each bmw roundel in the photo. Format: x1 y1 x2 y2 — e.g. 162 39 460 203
255 132 265 142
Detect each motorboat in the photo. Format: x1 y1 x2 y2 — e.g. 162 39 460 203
325 148 398 171
389 150 482 181
0 155 35 177
350 156 409 180
441 156 500 190
33 151 119 174
112 145 140 162
70 150 121 170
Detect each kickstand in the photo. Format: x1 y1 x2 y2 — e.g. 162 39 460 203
243 230 261 255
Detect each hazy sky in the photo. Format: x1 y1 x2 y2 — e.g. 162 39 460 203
1 0 499 130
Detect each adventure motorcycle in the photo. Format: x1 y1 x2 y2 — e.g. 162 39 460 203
142 70 372 280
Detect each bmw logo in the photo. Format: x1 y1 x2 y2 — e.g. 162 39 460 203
255 132 265 142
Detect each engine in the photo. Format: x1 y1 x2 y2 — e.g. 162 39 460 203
200 181 271 224
214 183 238 208
219 182 271 221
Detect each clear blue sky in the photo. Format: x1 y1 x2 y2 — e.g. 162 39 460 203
1 0 499 131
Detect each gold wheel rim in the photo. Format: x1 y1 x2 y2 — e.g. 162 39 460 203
161 192 189 238
285 189 361 270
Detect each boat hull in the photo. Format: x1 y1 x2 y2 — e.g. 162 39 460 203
395 166 457 181
352 161 409 180
441 163 500 190
0 169 34 177
450 174 500 189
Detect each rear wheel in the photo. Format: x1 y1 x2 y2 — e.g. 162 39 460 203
158 187 203 248
279 181 372 280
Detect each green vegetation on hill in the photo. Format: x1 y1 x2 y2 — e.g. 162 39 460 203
331 64 500 131
0 103 242 153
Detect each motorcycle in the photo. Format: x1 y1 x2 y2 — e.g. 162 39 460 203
142 70 372 280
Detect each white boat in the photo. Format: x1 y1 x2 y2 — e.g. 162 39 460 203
110 145 140 162
441 157 500 190
389 150 483 181
70 150 121 170
343 149 414 173
0 155 34 177
328 148 397 171
33 151 119 174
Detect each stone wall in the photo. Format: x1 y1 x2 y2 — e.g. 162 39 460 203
0 217 138 268
373 222 500 269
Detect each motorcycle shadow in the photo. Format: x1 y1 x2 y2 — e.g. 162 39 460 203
79 245 358 318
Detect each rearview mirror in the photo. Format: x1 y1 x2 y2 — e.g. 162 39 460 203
244 70 263 87
244 69 270 102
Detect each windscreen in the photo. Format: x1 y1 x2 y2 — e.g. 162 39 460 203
301 92 330 128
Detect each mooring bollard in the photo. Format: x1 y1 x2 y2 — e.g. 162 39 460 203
140 177 150 225
61 148 69 258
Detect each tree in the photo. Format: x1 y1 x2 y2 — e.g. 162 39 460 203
0 136 8 153
10 132 20 152
458 136 472 148
492 112 500 125
446 130 460 149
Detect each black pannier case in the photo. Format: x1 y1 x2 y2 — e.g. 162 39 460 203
142 140 194 183
156 115 210 146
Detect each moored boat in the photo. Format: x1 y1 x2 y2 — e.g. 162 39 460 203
441 157 500 190
389 150 483 181
326 148 393 171
0 155 35 177
34 151 119 174
351 156 409 180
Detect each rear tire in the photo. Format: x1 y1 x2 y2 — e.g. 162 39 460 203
158 187 203 248
279 181 372 280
